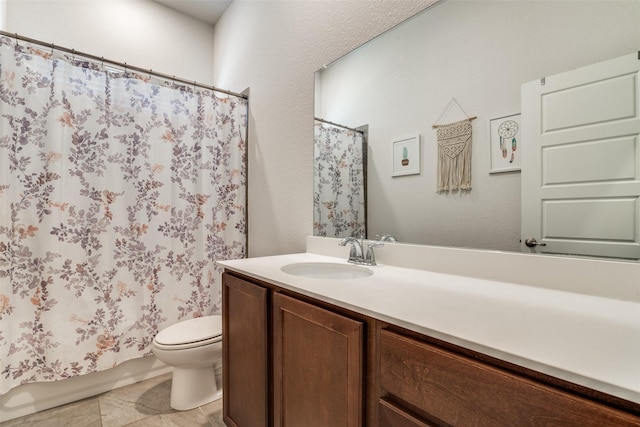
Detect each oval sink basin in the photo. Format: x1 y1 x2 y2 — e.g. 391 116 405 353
281 262 373 279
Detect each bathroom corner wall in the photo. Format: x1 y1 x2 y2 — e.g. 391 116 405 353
0 0 6 30
3 0 215 84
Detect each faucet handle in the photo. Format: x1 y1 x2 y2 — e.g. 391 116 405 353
348 244 360 260
365 241 384 265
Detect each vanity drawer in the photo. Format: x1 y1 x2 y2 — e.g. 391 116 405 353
378 398 437 427
380 329 640 427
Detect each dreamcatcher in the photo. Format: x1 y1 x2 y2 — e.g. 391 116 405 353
498 119 518 163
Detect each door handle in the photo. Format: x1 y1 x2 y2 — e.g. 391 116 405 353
524 237 546 248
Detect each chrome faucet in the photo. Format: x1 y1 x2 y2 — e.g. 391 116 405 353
379 234 398 243
338 236 364 263
339 236 383 266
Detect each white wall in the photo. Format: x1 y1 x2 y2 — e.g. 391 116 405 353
3 0 215 84
316 0 640 251
0 0 6 29
212 0 438 257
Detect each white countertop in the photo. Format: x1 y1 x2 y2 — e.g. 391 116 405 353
218 252 640 405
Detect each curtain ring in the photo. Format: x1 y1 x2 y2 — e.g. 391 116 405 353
50 43 55 54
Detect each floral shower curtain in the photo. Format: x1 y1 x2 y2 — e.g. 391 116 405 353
313 121 365 238
0 36 247 393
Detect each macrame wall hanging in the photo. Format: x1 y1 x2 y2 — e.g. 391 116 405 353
432 98 476 193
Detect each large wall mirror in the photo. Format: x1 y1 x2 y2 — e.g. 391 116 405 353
314 0 640 260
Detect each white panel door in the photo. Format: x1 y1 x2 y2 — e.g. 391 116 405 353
521 52 640 260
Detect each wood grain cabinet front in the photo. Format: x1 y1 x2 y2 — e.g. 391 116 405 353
273 292 364 427
222 272 365 427
222 273 270 427
222 270 640 427
379 329 640 427
378 398 438 427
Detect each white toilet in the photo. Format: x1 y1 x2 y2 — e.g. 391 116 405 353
152 315 223 410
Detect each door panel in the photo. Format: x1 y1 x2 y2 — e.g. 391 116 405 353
273 293 363 427
543 198 638 241
521 52 640 259
542 73 636 132
223 273 270 427
543 136 638 185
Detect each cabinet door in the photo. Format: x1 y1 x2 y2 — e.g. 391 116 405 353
223 273 270 427
273 293 364 427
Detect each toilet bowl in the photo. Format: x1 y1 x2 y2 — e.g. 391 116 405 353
152 315 223 410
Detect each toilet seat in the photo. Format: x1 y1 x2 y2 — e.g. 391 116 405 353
154 315 222 351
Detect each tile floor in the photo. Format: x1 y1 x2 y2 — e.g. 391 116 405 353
1 373 226 426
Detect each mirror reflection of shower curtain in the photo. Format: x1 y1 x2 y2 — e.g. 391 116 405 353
313 121 366 238
0 36 247 393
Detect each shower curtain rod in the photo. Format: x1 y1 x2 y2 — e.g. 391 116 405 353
314 117 364 134
0 30 247 100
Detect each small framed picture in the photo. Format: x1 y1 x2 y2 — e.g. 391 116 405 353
489 113 521 173
392 134 420 177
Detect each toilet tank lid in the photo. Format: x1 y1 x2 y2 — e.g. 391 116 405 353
155 315 222 345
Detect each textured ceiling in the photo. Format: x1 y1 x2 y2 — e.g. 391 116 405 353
153 0 232 26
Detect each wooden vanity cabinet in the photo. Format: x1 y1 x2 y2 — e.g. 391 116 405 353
223 271 640 427
222 272 365 427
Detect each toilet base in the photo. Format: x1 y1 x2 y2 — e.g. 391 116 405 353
170 365 222 410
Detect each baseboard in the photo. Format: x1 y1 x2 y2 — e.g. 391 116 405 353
0 356 172 423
